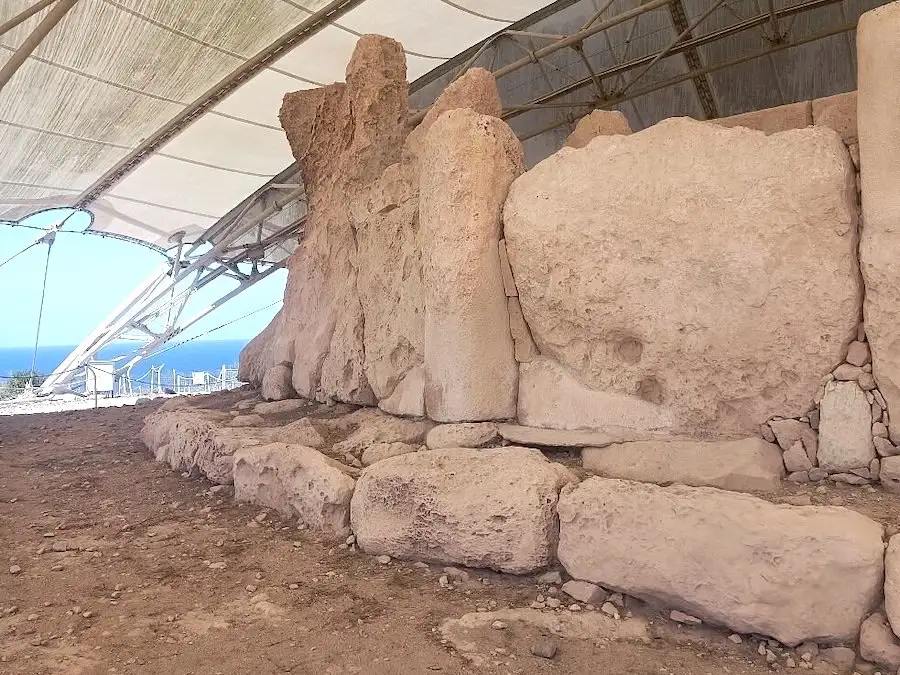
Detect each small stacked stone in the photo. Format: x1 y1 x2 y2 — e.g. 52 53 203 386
764 327 897 488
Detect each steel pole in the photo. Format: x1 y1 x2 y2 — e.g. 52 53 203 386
0 0 79 92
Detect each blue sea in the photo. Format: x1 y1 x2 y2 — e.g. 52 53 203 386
0 338 247 381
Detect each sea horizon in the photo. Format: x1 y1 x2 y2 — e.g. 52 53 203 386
0 338 250 380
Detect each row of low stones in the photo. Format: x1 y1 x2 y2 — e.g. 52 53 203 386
762 331 900 492
143 400 900 665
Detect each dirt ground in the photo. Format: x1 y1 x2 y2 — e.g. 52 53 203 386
0 397 877 675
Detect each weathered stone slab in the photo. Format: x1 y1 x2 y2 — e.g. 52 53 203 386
818 381 873 471
233 443 356 536
419 109 522 421
518 357 673 432
426 423 499 450
498 423 659 448
504 117 860 437
581 438 784 493
858 3 900 445
813 90 858 145
558 478 884 645
350 447 574 573
564 110 632 149
713 100 812 135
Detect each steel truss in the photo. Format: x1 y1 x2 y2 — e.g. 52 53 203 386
38 171 307 395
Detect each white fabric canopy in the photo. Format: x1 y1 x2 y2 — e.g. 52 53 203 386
0 0 551 248
0 0 881 251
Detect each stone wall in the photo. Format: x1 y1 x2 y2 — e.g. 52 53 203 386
209 3 900 664
241 36 520 422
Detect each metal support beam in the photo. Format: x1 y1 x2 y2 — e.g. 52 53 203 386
0 0 78 93
0 0 58 38
517 20 857 141
410 0 673 126
501 0 843 122
666 0 719 119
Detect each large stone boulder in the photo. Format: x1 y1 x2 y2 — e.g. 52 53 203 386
858 2 900 444
504 117 860 437
581 437 785 493
419 108 523 421
558 478 884 645
233 443 356 536
350 447 574 573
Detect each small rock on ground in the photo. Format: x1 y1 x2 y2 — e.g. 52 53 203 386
530 638 558 659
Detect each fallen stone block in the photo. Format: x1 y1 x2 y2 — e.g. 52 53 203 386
271 418 325 449
425 423 499 450
141 410 217 474
581 438 784 493
377 366 426 418
351 447 574 573
561 580 607 605
233 443 356 536
230 414 267 428
558 478 884 645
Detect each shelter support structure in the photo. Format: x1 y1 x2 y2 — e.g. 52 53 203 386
38 176 306 395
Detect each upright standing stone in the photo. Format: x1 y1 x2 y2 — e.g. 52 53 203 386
818 381 874 471
419 109 523 421
858 2 900 443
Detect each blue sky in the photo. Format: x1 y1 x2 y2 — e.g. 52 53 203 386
0 208 285 349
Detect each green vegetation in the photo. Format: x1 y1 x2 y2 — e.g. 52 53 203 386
0 370 45 400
